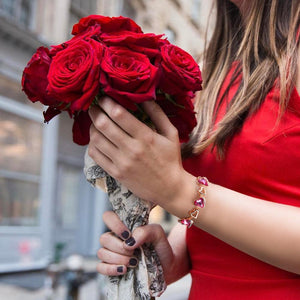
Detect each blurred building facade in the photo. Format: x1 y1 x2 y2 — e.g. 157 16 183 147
0 0 109 273
99 0 214 58
0 0 213 273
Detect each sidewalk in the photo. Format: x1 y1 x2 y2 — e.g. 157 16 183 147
0 280 99 300
0 274 191 300
160 274 191 300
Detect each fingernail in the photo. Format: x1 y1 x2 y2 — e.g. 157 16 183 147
121 231 130 240
125 237 136 247
117 266 124 273
129 258 138 267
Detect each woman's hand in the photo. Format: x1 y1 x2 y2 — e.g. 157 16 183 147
88 97 194 207
97 211 181 283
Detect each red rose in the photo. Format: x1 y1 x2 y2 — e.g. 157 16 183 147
156 93 197 142
100 47 160 111
22 47 59 106
72 110 92 145
47 38 104 112
49 42 68 57
72 15 142 36
101 31 168 58
157 44 202 95
22 14 202 147
49 24 103 58
69 24 102 44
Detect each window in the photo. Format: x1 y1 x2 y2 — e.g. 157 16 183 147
0 0 35 28
0 0 16 17
56 164 81 228
54 112 87 229
0 109 43 226
19 0 32 27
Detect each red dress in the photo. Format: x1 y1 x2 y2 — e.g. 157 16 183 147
183 65 300 299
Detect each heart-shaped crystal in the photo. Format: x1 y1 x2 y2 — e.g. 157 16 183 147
179 218 193 228
197 177 208 186
194 198 205 208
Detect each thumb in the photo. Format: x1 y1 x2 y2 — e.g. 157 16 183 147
124 224 174 269
142 101 178 141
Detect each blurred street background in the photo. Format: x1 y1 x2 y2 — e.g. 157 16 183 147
0 0 213 298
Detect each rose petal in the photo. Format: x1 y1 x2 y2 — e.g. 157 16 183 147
72 110 92 145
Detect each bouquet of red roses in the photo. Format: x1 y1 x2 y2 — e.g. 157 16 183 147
22 15 201 146
22 15 202 300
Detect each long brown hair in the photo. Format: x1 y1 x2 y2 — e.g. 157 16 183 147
183 0 300 158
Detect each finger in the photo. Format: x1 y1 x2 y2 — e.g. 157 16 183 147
99 232 134 256
89 124 118 161
87 143 119 179
98 97 151 139
89 103 132 148
97 248 138 268
103 211 133 241
142 101 178 141
123 224 174 268
135 224 176 272
124 224 164 249
97 262 127 276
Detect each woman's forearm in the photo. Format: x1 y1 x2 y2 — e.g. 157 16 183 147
165 171 300 275
166 224 190 284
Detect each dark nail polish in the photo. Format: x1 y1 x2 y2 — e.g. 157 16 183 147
125 237 136 247
129 258 138 267
121 231 130 240
117 266 123 273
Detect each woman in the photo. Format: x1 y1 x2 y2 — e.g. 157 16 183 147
88 0 300 298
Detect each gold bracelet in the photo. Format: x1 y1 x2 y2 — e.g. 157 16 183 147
178 176 208 228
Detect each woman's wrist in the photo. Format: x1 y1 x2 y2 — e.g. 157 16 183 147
163 170 200 219
178 176 209 227
161 170 215 231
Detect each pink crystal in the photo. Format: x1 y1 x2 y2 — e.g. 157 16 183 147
179 219 193 228
197 177 208 186
194 198 205 208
